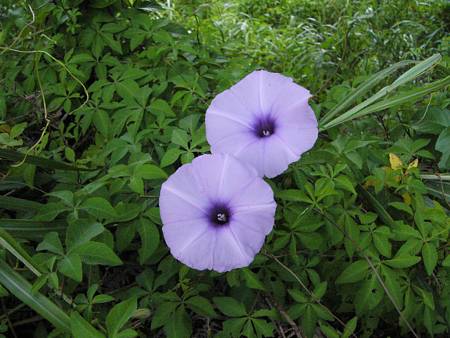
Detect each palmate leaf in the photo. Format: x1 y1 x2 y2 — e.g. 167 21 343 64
0 258 70 332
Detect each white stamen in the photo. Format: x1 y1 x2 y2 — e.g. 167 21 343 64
262 130 270 136
217 213 227 222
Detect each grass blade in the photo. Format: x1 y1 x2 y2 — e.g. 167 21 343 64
320 54 445 130
0 228 42 276
0 219 66 239
322 76 450 130
0 195 43 211
0 149 94 171
0 259 71 332
320 60 414 124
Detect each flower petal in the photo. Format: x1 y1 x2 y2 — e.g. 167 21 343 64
159 165 208 223
230 70 293 115
274 98 317 129
163 218 210 257
212 227 253 272
271 81 312 119
190 154 258 201
276 125 318 158
173 228 216 271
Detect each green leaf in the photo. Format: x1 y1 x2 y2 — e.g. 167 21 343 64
0 195 43 211
384 255 421 268
92 109 111 137
0 219 66 239
134 163 167 180
422 242 438 275
381 265 403 309
185 296 217 317
336 260 369 284
241 268 266 291
164 305 192 338
0 148 93 171
0 259 70 332
106 297 137 337
72 241 122 266
442 255 450 267
36 232 64 255
81 197 117 219
277 189 313 203
355 274 383 314
66 220 105 251
0 228 42 276
171 128 190 149
373 230 392 258
151 302 178 330
342 317 358 338
160 148 182 168
335 175 356 194
70 311 105 338
137 219 160 264
58 254 82 282
213 297 247 317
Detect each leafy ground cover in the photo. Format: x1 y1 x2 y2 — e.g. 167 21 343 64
0 0 449 337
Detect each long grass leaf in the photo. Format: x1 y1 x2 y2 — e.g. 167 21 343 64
320 60 414 124
0 219 66 239
0 259 71 332
321 54 444 130
322 76 450 129
0 229 42 276
0 195 43 211
0 149 93 171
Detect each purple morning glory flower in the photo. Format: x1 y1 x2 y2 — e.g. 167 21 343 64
159 153 276 272
206 70 318 178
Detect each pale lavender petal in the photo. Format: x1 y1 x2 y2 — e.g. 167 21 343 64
159 165 208 224
160 153 276 272
206 70 318 178
173 228 215 271
271 81 312 118
233 204 275 233
276 126 319 158
233 139 266 177
274 99 317 129
262 136 298 178
229 220 267 256
190 153 257 201
230 70 293 115
209 132 255 156
212 227 253 272
231 176 275 210
163 218 210 257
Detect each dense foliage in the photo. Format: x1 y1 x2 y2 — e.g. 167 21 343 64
0 0 449 337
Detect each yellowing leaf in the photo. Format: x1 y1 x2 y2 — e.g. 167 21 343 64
402 192 412 205
408 158 418 169
389 153 403 170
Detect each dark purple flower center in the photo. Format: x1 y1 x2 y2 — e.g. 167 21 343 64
209 204 231 226
254 116 276 138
